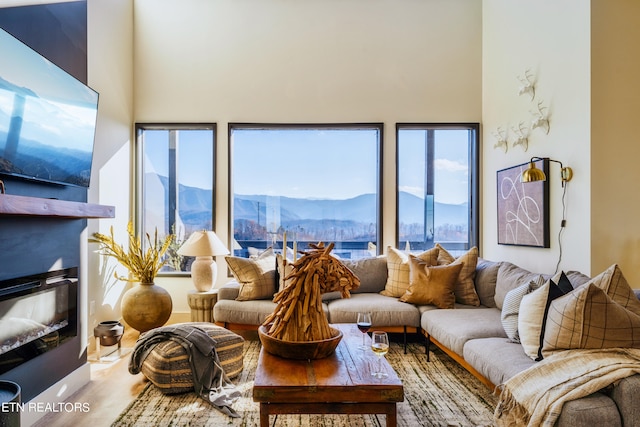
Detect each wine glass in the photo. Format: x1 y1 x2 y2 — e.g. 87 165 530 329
356 312 372 350
370 331 389 378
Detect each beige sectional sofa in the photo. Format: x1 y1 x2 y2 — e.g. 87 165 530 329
214 247 640 426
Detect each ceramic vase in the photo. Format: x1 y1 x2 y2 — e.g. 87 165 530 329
121 282 172 332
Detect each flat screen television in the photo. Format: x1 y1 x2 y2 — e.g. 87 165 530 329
0 28 98 188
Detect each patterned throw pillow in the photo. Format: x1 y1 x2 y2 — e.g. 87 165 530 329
585 264 640 316
518 272 573 360
500 275 545 343
436 244 480 306
225 248 276 301
381 246 439 297
399 256 463 309
542 283 640 358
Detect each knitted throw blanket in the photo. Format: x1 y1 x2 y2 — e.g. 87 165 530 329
494 347 640 427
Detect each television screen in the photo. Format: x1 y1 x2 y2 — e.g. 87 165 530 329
0 28 98 188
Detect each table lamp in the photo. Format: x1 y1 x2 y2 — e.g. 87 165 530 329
178 230 230 292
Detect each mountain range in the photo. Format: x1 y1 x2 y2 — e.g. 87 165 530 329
151 173 468 232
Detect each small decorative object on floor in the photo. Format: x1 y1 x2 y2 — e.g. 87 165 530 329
260 242 360 359
90 222 174 332
94 320 124 361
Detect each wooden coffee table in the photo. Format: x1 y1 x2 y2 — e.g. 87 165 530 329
253 323 404 427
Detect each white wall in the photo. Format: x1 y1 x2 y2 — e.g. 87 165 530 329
481 0 591 275
87 0 134 328
133 0 483 313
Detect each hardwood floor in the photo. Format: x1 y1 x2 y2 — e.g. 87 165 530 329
32 327 146 427
31 324 258 427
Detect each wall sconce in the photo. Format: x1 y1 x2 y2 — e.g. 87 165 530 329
522 156 574 273
521 157 573 187
177 230 230 292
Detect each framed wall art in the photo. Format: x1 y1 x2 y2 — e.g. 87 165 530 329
497 159 550 247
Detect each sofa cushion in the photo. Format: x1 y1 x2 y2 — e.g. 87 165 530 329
214 299 279 326
463 337 536 386
500 275 545 343
327 293 421 327
474 258 501 308
422 307 506 356
518 273 573 360
436 244 480 306
542 283 640 357
381 246 439 297
399 256 462 308
342 255 388 294
225 248 276 301
495 262 548 310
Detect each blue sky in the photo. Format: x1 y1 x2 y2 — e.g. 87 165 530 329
145 127 470 205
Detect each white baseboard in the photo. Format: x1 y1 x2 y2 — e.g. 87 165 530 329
19 363 91 427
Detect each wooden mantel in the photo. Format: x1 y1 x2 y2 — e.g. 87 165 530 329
0 194 115 219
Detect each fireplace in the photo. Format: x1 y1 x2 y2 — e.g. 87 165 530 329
0 268 78 375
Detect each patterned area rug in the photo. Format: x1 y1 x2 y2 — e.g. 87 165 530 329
112 339 497 426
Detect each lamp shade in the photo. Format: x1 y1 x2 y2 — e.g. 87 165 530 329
521 161 547 183
177 231 230 257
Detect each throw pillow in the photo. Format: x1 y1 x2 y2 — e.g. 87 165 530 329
585 264 640 316
341 255 387 294
500 275 546 343
436 244 480 306
518 271 573 360
381 246 439 298
399 255 463 309
542 283 640 358
225 248 277 301
494 262 550 310
474 259 502 308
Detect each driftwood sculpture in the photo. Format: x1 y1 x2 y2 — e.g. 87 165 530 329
263 242 360 342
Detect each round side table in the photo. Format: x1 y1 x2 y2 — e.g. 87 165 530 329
187 289 218 322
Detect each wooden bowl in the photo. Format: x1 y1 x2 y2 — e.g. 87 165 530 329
258 325 343 360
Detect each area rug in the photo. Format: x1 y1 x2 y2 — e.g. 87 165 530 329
112 339 498 426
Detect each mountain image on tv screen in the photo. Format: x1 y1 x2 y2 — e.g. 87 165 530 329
0 28 98 188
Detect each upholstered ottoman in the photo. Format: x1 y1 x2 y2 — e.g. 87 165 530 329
140 322 244 394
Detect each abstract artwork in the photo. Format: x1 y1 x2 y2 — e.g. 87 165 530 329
497 159 549 247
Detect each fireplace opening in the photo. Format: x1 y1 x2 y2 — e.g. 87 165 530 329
0 267 78 374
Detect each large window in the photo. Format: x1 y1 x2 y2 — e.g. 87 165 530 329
136 124 216 273
230 124 382 260
396 124 479 255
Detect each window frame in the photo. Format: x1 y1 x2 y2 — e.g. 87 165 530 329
135 122 217 277
395 123 480 252
228 122 384 261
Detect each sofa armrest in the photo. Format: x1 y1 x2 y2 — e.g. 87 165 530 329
609 373 640 426
218 280 241 300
